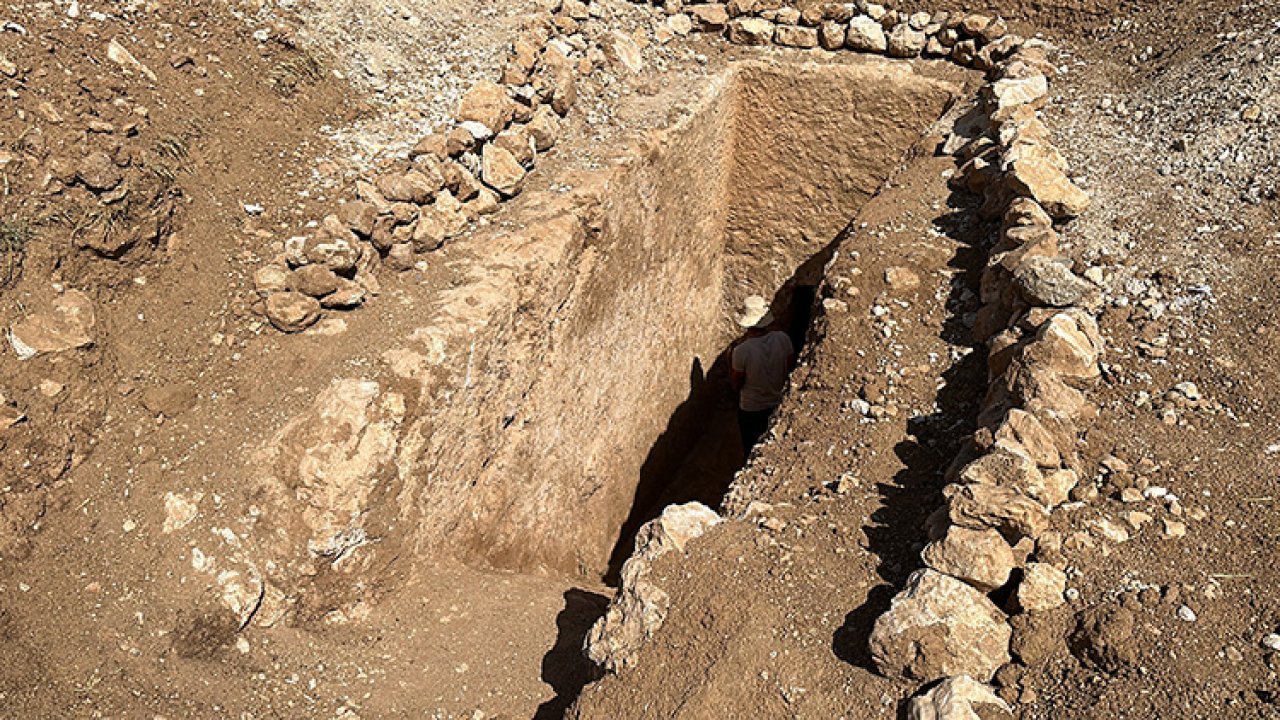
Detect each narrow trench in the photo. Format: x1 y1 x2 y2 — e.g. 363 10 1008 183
522 59 967 717
603 247 832 582
460 58 965 591
573 61 965 585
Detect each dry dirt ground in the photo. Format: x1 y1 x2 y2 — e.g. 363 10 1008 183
0 0 1278 718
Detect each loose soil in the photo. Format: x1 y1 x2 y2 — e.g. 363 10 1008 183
2 0 1279 718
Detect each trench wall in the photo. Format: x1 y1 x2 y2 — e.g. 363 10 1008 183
725 62 956 298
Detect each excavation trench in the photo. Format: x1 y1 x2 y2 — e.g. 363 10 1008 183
402 59 966 582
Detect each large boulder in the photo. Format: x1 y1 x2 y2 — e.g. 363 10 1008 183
870 569 1012 681
265 291 321 333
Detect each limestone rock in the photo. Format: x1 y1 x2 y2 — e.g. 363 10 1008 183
494 125 537 167
1022 311 1103 382
887 24 927 57
8 290 95 359
908 675 1012 720
993 409 1060 468
535 46 578 116
303 234 360 273
869 569 1012 681
990 73 1049 112
1012 256 1097 308
728 17 774 45
384 242 415 272
338 201 378 238
376 169 442 205
689 4 730 30
77 152 123 191
1017 562 1067 612
481 143 527 197
959 447 1068 508
253 265 292 296
456 80 514 136
527 105 562 151
885 266 921 291
602 30 643 73
775 25 819 48
257 379 404 555
320 280 366 309
946 483 1051 540
921 526 1016 591
667 13 693 37
1005 155 1090 219
846 16 888 52
819 21 847 49
265 291 321 333
586 503 719 672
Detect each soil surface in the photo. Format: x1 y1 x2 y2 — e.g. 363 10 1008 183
2 0 1279 718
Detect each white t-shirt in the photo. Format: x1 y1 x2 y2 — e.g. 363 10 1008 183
732 331 794 412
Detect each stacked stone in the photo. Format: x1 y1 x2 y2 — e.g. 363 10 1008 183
629 0 1022 69
865 41 1105 717
254 5 588 332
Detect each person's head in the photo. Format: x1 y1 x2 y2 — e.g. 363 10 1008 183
736 295 775 335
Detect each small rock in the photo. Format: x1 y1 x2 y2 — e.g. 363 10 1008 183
77 152 123 191
265 292 321 333
846 16 888 52
907 675 1012 720
481 144 527 197
1262 634 1280 653
8 290 96 359
1177 605 1197 622
253 265 292 295
292 264 341 298
1017 562 1067 613
456 80 514 136
885 266 921 291
727 17 774 45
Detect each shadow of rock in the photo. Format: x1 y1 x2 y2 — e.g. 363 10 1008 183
533 588 610 720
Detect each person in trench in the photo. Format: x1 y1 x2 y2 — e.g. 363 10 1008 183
730 295 795 459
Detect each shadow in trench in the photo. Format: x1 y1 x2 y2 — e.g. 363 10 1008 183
602 241 837 586
832 184 994 671
533 588 610 720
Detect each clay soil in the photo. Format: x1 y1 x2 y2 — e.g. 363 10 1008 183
2 0 1279 719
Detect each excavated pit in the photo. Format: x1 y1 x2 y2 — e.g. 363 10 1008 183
417 59 968 581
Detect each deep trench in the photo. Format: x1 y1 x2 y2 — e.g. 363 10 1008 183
550 60 967 583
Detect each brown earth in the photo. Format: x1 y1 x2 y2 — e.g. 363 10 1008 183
2 0 1279 718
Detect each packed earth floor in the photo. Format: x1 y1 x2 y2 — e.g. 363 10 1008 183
1 0 1279 719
